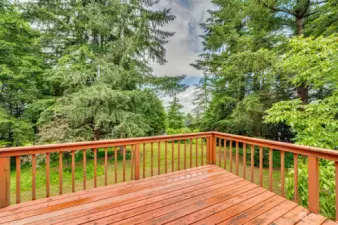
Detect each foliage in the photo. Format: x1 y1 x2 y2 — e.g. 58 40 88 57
167 96 185 130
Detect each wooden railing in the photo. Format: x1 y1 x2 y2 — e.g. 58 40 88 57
0 132 212 207
0 131 337 220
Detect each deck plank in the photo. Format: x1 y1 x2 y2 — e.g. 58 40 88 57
0 165 337 225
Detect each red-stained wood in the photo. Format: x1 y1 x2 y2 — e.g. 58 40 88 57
158 142 161 175
195 138 198 167
71 151 75 192
46 153 50 198
165 142 168 173
269 148 273 192
59 152 63 195
281 151 285 197
143 143 146 178
172 141 174 172
294 153 298 203
104 148 108 186
151 142 154 176
184 140 187 169
230 140 233 172
94 148 97 188
223 139 226 170
218 138 221 167
236 141 239 175
270 206 309 225
0 157 10 208
308 156 319 214
32 154 36 200
123 146 126 182
178 141 181 171
83 149 87 190
243 143 246 179
219 195 285 225
336 162 338 222
296 213 327 225
190 138 193 168
131 145 134 180
251 145 254 183
201 138 204 166
16 156 21 204
135 144 140 180
114 147 117 184
260 146 263 187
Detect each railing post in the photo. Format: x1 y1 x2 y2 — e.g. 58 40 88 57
135 144 140 180
308 156 319 214
208 134 216 165
0 157 10 208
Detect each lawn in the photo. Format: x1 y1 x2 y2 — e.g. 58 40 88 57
10 140 291 204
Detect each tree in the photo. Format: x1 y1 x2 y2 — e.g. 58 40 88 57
0 1 44 146
21 0 178 142
167 96 185 130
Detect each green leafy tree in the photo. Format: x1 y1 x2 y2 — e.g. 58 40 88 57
0 1 43 146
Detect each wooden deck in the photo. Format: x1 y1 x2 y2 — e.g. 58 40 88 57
0 165 336 225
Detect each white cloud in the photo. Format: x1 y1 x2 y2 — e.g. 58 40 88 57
152 0 215 113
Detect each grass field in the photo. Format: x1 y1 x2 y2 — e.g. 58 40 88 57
10 140 289 204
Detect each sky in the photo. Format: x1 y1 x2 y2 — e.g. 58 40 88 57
151 0 215 113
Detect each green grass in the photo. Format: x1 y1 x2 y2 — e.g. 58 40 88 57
10 140 288 204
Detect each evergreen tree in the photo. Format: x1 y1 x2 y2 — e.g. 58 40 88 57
21 0 177 142
167 96 184 130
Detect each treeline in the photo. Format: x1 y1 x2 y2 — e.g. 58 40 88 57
192 0 338 218
193 0 338 150
0 0 187 147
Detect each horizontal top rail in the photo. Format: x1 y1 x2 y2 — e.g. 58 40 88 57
214 132 338 161
0 132 212 157
0 131 336 160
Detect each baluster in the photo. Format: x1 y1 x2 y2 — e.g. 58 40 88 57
230 141 233 172
184 140 187 169
72 151 75 192
195 138 198 167
114 147 118 184
143 143 146 178
172 141 174 172
243 143 246 179
236 141 239 175
104 148 108 186
281 151 285 197
223 139 226 170
151 142 154 176
59 152 63 195
16 156 21 203
335 162 338 221
32 154 36 200
94 148 97 187
158 142 161 175
135 144 140 180
46 153 50 197
165 142 168 173
0 157 10 208
259 146 263 187
83 150 86 190
202 138 205 166
251 145 254 183
308 156 319 213
178 140 181 170
190 138 193 168
123 146 126 182
269 148 273 191
131 145 134 180
294 153 298 203
218 138 221 167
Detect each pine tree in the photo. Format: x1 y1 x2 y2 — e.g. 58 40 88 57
167 96 185 130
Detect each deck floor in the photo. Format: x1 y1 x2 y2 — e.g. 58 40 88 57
0 165 337 225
